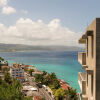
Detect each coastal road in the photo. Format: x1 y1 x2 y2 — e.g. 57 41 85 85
25 73 54 100
39 88 53 100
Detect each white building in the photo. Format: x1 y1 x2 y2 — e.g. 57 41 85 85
10 63 24 82
22 86 38 97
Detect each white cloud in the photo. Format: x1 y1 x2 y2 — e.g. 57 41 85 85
0 0 16 15
0 0 8 7
0 18 82 46
2 6 16 15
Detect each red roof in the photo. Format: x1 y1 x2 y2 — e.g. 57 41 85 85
17 77 24 79
34 96 42 100
62 84 71 90
2 66 9 69
58 79 67 84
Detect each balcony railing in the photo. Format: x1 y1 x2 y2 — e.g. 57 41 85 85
78 52 86 65
78 72 87 95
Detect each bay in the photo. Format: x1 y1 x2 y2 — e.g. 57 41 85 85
0 51 83 92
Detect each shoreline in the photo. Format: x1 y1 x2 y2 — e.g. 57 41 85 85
5 57 81 93
12 62 73 92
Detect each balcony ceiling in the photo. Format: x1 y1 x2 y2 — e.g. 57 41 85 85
78 30 93 44
78 37 86 44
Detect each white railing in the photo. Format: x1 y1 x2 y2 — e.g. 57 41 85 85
78 72 86 95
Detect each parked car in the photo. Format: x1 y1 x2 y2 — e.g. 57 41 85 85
42 85 47 91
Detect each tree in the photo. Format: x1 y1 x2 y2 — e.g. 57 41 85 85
0 57 4 70
0 69 32 100
29 69 34 76
65 88 78 100
0 77 2 84
53 80 61 89
4 72 12 84
42 71 47 76
34 74 43 82
51 72 57 80
54 88 66 100
13 79 22 90
0 57 4 62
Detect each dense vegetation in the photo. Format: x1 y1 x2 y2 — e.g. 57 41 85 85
28 69 34 76
0 57 4 70
0 72 32 100
34 71 78 100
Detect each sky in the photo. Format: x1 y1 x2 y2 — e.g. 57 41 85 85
0 0 100 46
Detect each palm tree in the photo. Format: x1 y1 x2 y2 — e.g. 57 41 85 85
0 57 4 70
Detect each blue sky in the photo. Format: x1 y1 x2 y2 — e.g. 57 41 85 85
0 0 99 46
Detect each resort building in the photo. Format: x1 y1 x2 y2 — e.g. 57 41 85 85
78 18 100 100
10 63 24 82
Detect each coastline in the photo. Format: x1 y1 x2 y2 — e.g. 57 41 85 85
7 60 81 93
0 51 82 93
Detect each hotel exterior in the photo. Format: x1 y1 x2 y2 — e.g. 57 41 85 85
10 63 24 82
78 18 100 100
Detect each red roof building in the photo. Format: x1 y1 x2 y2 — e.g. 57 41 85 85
33 96 42 100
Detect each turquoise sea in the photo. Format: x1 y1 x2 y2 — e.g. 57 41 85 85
0 51 83 92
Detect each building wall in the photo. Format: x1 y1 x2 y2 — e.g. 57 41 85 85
86 19 96 100
10 68 24 78
96 18 100 100
83 18 100 100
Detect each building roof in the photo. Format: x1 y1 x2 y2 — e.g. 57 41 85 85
33 96 42 100
58 79 67 84
32 71 43 74
57 79 71 90
2 66 9 69
23 86 37 91
62 84 71 90
17 77 24 79
13 63 20 68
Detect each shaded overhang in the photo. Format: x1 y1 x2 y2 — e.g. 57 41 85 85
78 30 93 44
86 67 94 74
78 34 87 44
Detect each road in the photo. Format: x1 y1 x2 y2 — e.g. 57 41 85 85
25 73 54 100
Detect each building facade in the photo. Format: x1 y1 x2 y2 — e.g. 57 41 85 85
10 64 24 82
78 18 100 100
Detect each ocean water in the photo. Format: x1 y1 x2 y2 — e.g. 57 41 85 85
0 51 83 92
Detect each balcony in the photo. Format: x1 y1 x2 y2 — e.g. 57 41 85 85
79 38 86 44
78 72 87 95
78 52 86 65
78 52 87 70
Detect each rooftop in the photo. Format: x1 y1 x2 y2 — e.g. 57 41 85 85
33 96 42 100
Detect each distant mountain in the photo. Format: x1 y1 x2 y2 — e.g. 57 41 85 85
0 43 84 52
